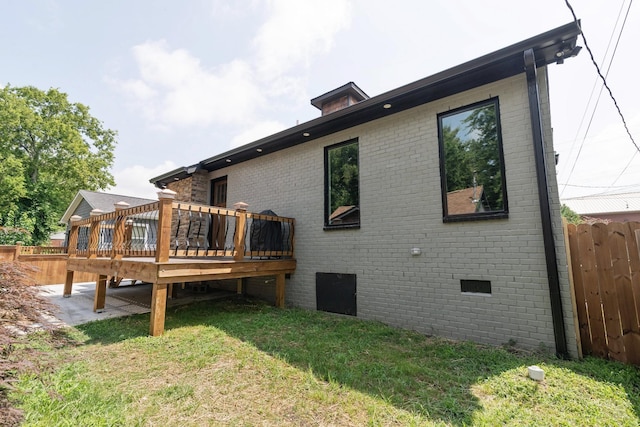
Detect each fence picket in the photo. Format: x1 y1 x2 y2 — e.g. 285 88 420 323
567 224 591 355
592 223 625 362
576 224 608 358
566 221 640 366
622 223 640 365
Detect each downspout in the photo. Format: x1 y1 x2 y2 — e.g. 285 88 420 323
523 48 568 358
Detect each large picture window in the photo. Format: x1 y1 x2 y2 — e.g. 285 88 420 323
324 139 360 228
438 98 508 221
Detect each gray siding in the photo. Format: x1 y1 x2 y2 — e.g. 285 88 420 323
74 200 94 219
207 71 578 357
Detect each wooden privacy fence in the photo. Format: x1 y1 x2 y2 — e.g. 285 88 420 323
565 221 640 365
0 244 95 285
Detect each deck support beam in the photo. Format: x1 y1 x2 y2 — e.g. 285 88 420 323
275 273 285 308
150 283 168 336
63 271 74 297
94 274 107 312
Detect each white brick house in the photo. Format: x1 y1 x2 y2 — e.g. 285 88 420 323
151 22 582 357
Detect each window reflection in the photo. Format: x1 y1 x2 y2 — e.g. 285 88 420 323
438 98 507 220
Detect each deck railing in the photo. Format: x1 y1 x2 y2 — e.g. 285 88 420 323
19 246 68 255
67 190 295 262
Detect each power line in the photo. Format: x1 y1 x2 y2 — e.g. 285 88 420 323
559 182 640 190
561 0 637 197
609 150 639 187
560 0 627 197
564 0 638 153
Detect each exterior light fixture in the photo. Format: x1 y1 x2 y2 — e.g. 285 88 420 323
383 103 392 109
225 159 232 163
256 148 263 152
302 132 310 137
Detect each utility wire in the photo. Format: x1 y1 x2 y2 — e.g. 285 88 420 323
560 0 627 197
564 0 638 154
609 150 638 187
559 182 640 190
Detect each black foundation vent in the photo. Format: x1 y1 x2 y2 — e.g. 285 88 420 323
316 273 357 316
461 279 492 294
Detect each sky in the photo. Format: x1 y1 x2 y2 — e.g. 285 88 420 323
1 0 638 202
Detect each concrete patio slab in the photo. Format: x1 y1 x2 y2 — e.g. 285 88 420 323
39 281 234 327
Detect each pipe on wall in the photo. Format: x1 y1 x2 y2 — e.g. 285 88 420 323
524 48 568 358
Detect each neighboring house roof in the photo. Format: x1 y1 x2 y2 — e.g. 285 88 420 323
150 21 581 188
562 192 640 216
447 186 484 214
60 190 156 224
330 205 359 221
50 231 66 240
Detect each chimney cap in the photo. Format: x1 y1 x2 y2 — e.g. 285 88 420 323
310 81 369 110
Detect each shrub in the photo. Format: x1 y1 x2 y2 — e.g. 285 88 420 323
0 227 32 245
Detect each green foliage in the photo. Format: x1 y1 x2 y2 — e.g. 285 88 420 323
561 204 583 224
0 226 31 245
328 141 359 214
442 102 504 211
0 85 116 244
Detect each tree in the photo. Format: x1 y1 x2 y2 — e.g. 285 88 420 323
328 142 359 213
561 204 582 224
443 124 472 191
442 103 504 212
0 86 116 244
462 104 503 210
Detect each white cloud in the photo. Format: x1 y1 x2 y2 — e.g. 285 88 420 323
111 40 263 128
109 0 352 135
230 120 287 147
253 0 352 81
109 161 178 200
210 0 260 18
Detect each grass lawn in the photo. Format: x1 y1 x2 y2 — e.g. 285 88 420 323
8 297 640 426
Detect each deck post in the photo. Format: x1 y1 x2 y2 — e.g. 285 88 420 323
13 241 22 261
156 189 177 263
63 271 74 297
124 219 134 252
233 202 249 261
63 215 82 297
150 283 168 336
112 201 130 260
275 273 285 308
67 215 82 258
94 274 107 312
88 209 103 259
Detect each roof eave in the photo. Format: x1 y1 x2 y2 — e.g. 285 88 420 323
150 21 581 188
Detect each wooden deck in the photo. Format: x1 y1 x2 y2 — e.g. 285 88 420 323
63 191 296 336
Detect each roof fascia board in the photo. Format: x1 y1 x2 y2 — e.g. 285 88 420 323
59 191 86 224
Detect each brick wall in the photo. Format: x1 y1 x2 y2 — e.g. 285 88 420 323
167 177 193 202
188 71 577 356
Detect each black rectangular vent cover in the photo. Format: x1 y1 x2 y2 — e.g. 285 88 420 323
316 273 357 316
461 279 492 294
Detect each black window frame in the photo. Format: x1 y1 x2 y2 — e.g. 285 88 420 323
324 138 360 230
437 97 509 223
